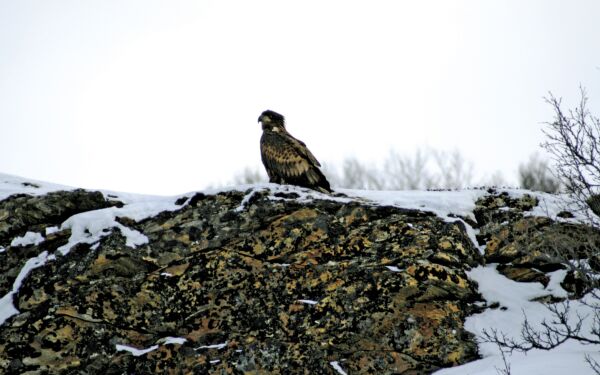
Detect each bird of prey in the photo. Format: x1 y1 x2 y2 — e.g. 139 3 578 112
258 110 332 193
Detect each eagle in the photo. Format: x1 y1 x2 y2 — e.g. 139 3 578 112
258 110 332 193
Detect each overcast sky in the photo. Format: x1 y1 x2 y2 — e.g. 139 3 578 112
1 0 599 195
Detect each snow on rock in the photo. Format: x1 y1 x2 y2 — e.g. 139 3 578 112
45 226 60 236
217 183 351 210
0 251 49 325
196 342 228 350
297 299 319 305
0 175 186 331
222 184 487 220
0 173 73 202
342 188 490 254
0 294 18 328
57 195 183 255
1 174 598 373
116 337 188 357
344 189 486 222
159 337 187 345
507 189 584 221
115 344 159 356
386 265 403 272
435 265 600 375
234 186 265 212
330 361 348 375
10 231 45 247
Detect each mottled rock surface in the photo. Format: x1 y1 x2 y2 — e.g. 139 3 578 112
0 188 483 374
0 190 118 298
1 186 597 374
474 189 600 296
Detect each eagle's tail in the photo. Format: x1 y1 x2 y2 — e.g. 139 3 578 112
308 168 332 194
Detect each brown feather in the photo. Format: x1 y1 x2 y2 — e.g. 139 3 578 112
259 116 331 193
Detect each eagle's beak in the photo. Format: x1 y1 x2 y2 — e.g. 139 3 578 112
257 115 262 123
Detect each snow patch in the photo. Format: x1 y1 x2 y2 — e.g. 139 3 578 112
330 361 348 375
234 187 264 212
197 341 228 350
545 269 569 299
158 337 187 345
57 196 181 255
343 189 485 223
0 251 49 326
10 231 45 247
435 265 600 375
116 337 187 357
297 299 319 305
0 173 73 202
506 189 590 224
115 344 159 356
0 295 18 327
386 266 402 272
45 226 60 235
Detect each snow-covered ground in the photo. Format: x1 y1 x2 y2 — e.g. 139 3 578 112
436 266 600 375
0 174 599 373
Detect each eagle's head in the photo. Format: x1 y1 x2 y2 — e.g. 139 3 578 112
258 110 285 131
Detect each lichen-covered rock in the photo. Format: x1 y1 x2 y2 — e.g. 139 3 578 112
0 190 119 297
0 189 117 245
475 189 600 291
0 189 482 374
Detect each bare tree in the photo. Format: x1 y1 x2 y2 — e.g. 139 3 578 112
483 296 600 374
485 89 600 373
483 301 600 352
542 89 600 216
383 149 439 190
518 153 561 193
484 170 508 188
324 157 384 190
432 149 475 189
232 167 267 185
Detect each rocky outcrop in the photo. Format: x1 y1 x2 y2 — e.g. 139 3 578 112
0 185 597 374
474 189 600 296
0 190 118 298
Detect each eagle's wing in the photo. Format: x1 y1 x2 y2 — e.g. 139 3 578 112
289 137 322 167
260 131 323 182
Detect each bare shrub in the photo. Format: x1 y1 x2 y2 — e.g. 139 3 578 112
518 153 561 193
324 157 384 190
542 89 600 218
431 149 475 190
485 89 600 373
383 149 438 190
232 167 267 185
483 300 600 351
231 148 519 190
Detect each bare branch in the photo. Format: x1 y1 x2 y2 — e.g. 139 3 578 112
586 354 600 375
542 89 600 220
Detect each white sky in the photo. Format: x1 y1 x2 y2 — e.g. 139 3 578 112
1 0 599 195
